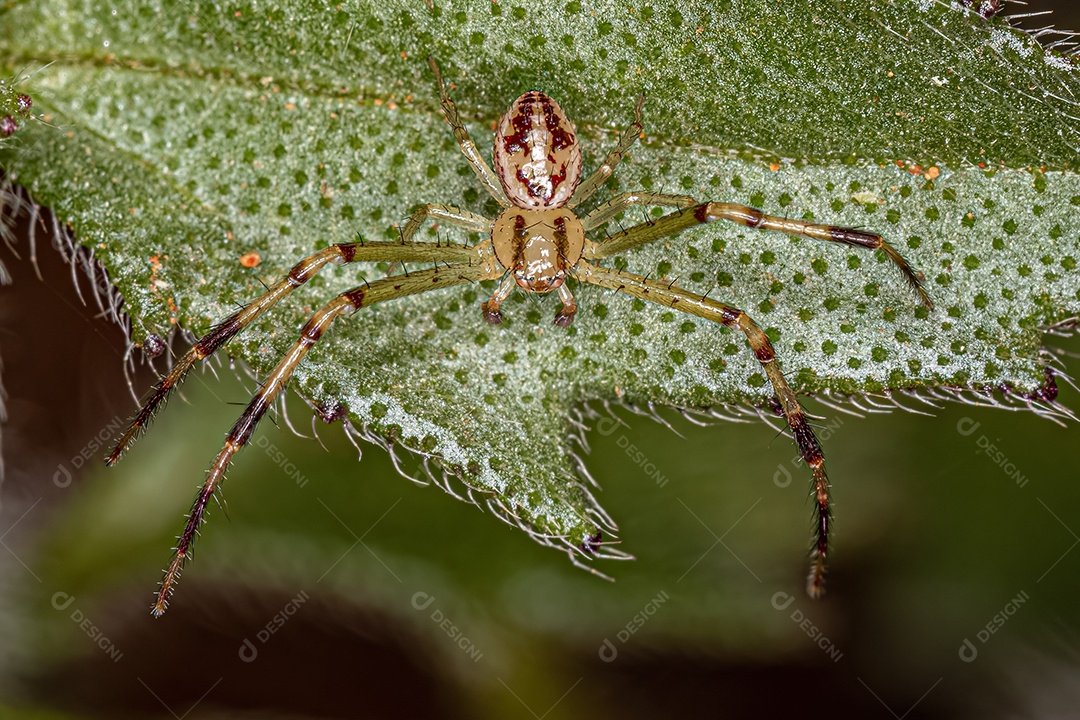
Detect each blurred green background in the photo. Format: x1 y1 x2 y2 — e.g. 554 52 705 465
3 1 1080 718
3 185 1079 720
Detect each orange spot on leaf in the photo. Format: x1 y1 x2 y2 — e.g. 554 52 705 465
239 252 262 268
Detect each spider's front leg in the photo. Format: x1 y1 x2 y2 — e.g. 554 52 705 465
151 263 492 616
427 57 510 208
107 238 480 465
567 95 646 210
577 260 831 597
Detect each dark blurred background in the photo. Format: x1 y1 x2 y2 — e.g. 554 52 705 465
2 2 1080 718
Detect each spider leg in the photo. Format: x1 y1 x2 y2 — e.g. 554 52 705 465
576 259 831 598
588 202 932 309
427 57 510 208
107 240 480 465
151 263 491 616
397 203 491 244
579 191 697 232
568 95 645 210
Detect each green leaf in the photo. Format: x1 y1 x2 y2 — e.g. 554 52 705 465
2 0 1078 559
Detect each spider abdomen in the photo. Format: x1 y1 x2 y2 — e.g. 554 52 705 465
494 92 583 209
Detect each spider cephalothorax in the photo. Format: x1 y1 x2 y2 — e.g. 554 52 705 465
108 57 930 616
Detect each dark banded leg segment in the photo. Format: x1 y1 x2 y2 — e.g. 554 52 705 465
577 260 831 598
107 240 479 465
568 95 645 209
151 264 489 616
588 202 931 309
428 57 509 208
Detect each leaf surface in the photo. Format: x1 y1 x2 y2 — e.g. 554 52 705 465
2 0 1078 553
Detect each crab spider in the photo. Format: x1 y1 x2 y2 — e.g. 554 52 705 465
108 58 930 617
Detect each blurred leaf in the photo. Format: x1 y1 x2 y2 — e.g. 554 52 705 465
1 0 1078 556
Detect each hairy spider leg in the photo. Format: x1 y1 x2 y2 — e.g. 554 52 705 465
588 202 932 309
567 95 646 210
386 205 490 276
106 239 481 465
579 191 698 232
427 57 510 208
577 260 831 597
397 203 491 244
152 264 491 616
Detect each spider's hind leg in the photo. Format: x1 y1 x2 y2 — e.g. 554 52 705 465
568 95 646 210
579 191 696 232
397 203 490 245
577 260 832 598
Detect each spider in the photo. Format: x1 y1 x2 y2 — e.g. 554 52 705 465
107 58 931 617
